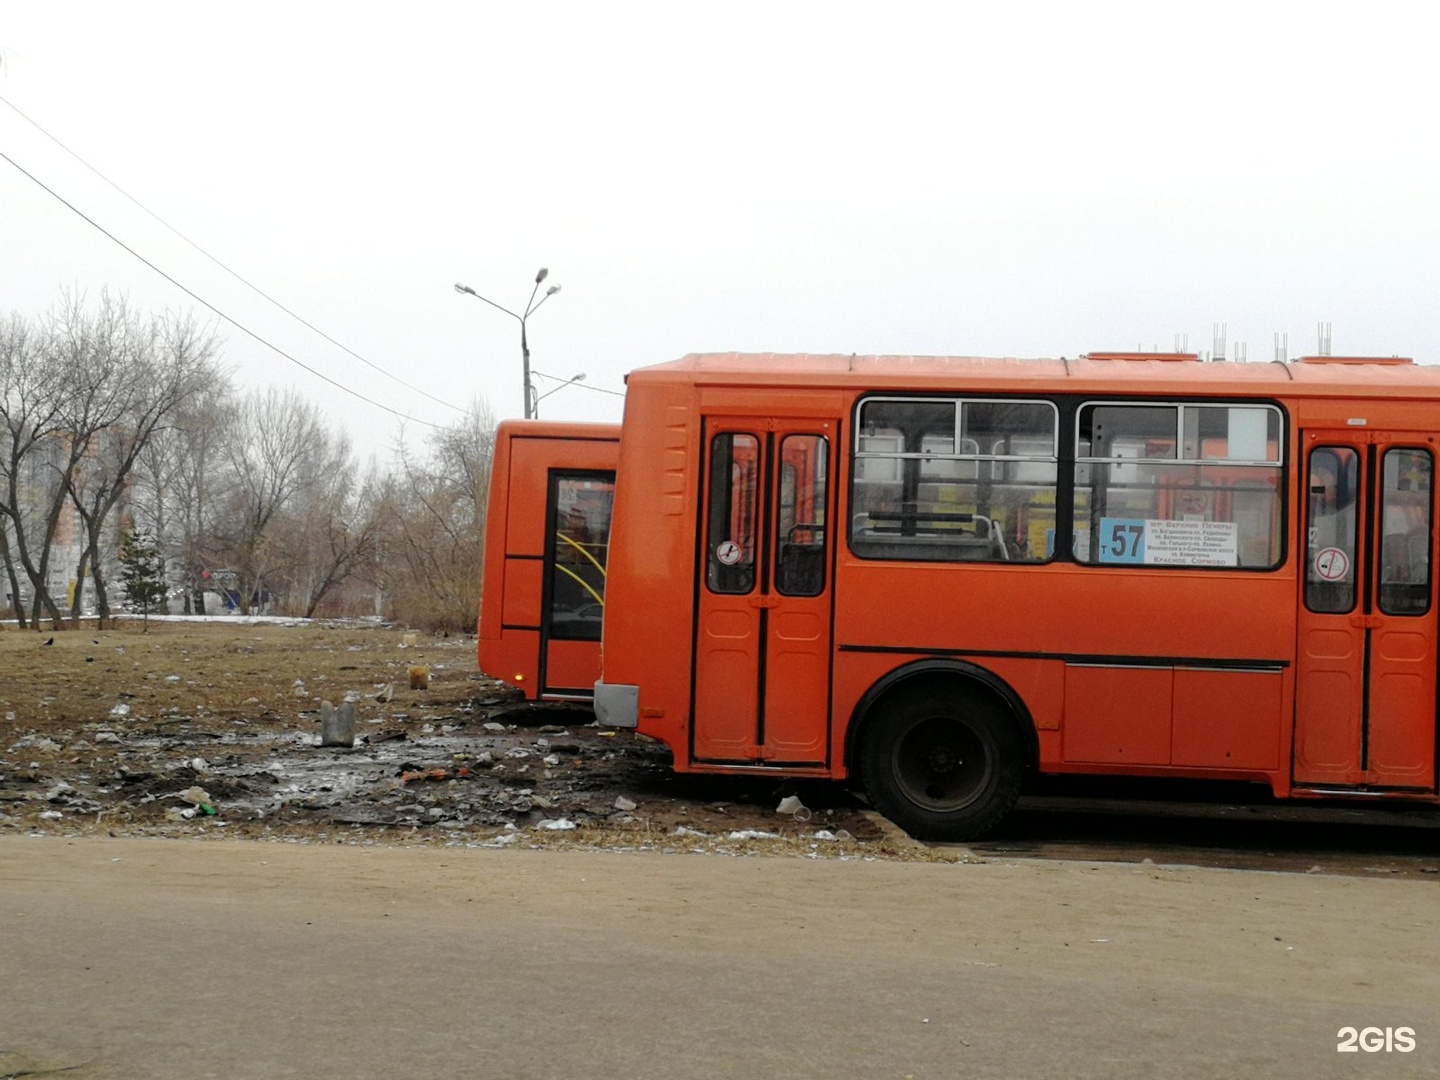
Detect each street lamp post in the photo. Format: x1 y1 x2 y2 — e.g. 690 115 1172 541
530 370 586 417
453 267 561 419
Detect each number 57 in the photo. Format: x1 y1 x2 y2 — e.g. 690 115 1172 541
1108 523 1144 558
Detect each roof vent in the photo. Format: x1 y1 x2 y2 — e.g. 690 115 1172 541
1297 356 1413 366
1084 352 1201 362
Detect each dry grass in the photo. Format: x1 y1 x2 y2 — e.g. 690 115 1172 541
0 619 483 738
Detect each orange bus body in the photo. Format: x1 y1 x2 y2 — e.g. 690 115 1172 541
478 420 619 701
594 352 1440 839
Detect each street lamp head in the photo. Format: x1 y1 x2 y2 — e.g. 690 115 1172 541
571 372 587 383
455 270 559 419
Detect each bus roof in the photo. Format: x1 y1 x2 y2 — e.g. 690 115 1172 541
494 418 621 440
625 352 1437 399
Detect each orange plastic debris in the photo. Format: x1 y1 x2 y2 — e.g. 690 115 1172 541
400 768 449 784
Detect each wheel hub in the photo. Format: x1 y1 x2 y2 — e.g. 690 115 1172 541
894 717 989 810
925 744 961 775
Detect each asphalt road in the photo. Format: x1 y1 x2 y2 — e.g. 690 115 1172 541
1 836 1436 1080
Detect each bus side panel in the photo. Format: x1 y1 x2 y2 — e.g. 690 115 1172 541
1062 666 1173 764
977 656 1066 736
487 629 541 693
501 558 545 634
1172 669 1283 771
830 558 1296 785
477 427 518 648
604 381 701 765
831 652 1066 781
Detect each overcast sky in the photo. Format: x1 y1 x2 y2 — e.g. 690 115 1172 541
4 2 1437 458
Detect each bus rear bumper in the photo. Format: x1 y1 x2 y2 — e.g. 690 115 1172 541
593 681 639 728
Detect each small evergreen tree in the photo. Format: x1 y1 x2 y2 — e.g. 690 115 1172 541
118 529 168 631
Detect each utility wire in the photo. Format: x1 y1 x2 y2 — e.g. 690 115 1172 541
0 92 462 415
1 149 444 430
556 380 625 398
531 369 627 399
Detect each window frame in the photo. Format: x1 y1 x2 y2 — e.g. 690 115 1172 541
848 394 1061 564
774 433 830 598
1073 398 1286 572
1376 445 1434 617
704 431 760 595
1075 399 1283 467
543 469 615 643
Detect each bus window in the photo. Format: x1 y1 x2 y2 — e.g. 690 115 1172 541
547 474 614 641
775 434 828 597
706 433 759 594
851 397 1057 563
1378 448 1433 616
1076 402 1283 569
1305 447 1358 613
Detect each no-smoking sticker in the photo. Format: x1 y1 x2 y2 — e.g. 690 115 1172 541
715 540 742 565
1314 546 1350 581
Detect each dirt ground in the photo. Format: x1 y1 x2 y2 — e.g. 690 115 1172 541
6 623 1437 1078
4 835 1438 1080
0 620 904 857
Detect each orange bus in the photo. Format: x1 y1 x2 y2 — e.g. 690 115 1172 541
594 351 1440 838
478 420 619 701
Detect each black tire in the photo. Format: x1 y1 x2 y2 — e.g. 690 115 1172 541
859 686 1024 841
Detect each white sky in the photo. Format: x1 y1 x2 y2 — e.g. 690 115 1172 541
4 2 1438 459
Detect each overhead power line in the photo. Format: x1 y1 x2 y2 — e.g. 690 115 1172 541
1 148 443 430
0 92 461 416
554 379 625 399
530 368 626 405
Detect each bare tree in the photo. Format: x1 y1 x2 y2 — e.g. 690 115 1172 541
0 297 101 627
0 312 65 625
213 386 330 614
66 310 220 623
263 439 386 617
134 381 235 614
378 400 495 631
6 290 503 633
10 290 162 626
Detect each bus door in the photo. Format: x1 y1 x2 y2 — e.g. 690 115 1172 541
692 418 835 765
1294 431 1437 790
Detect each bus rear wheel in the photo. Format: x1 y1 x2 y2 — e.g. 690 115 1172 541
860 687 1023 841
